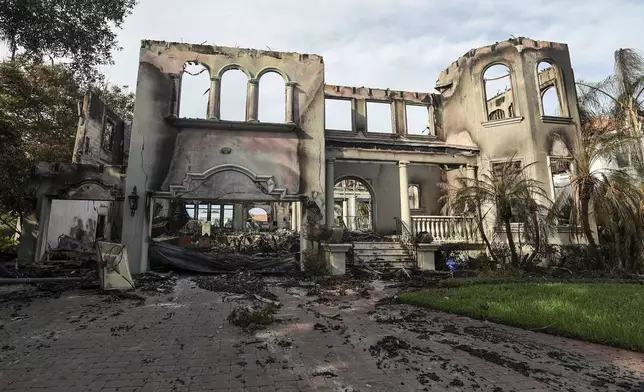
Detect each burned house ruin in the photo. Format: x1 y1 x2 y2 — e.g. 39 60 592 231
18 37 583 274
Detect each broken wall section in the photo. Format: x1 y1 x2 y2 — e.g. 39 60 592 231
435 37 580 190
72 91 131 166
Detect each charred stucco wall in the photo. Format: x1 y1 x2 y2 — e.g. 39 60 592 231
45 200 113 253
72 92 130 165
123 41 325 273
18 163 126 263
435 37 580 187
407 165 443 216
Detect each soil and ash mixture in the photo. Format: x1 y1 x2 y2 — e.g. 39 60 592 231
368 304 644 392
191 272 279 300
134 272 176 295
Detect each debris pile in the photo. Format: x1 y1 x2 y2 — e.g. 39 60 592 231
191 272 278 300
134 272 176 295
227 303 278 332
150 228 300 274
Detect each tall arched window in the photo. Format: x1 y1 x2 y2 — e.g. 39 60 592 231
179 62 210 119
483 64 515 121
334 179 373 231
220 69 248 121
258 72 286 123
537 61 565 117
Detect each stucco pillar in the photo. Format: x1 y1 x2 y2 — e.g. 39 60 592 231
325 159 335 228
286 81 297 124
347 195 356 230
170 74 181 117
207 76 221 120
398 161 411 234
292 202 302 232
342 200 348 226
246 78 259 122
393 98 406 136
290 203 297 231
233 204 244 230
354 99 367 132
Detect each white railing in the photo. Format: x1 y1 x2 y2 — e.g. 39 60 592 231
411 215 481 243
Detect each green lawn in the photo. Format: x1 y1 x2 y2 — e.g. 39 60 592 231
398 282 644 352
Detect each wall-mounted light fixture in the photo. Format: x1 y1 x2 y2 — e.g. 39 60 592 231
128 186 140 217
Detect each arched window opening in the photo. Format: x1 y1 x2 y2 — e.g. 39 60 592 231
489 109 506 121
334 179 373 231
246 206 269 230
541 87 562 116
258 72 286 123
179 62 210 119
484 64 515 121
408 184 420 209
538 61 564 117
220 69 248 121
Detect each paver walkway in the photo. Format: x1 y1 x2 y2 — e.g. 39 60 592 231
1 276 643 392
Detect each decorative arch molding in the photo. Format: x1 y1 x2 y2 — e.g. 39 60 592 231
216 63 253 79
58 179 123 201
256 66 291 83
168 163 287 199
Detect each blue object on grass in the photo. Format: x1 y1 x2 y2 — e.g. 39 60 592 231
446 259 457 271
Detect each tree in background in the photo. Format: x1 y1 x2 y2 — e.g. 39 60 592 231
0 0 138 238
0 0 137 84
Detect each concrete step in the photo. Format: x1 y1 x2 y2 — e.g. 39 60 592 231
352 242 405 250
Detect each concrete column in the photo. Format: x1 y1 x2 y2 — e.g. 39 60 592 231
393 98 406 136
286 81 297 124
170 74 181 117
347 196 356 230
290 202 297 231
342 200 348 226
354 99 367 132
398 160 411 234
325 159 335 228
34 198 52 261
246 78 259 122
233 204 244 230
207 76 221 119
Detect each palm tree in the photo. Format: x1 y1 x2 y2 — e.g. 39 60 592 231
559 48 644 271
443 158 552 268
577 48 644 165
549 113 644 271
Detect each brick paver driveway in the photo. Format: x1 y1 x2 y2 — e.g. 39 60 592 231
1 276 643 392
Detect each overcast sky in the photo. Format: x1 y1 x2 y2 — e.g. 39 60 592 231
97 0 644 125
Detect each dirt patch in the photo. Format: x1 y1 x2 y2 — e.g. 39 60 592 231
192 272 276 299
134 273 176 295
227 303 278 332
369 336 411 359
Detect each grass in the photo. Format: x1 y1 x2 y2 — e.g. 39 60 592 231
399 282 644 352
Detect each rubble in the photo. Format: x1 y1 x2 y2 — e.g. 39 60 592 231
227 303 278 332
134 272 176 295
191 272 277 299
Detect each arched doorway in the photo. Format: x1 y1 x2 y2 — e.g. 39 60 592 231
334 177 374 232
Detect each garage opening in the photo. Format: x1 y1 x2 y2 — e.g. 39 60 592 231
148 199 300 273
